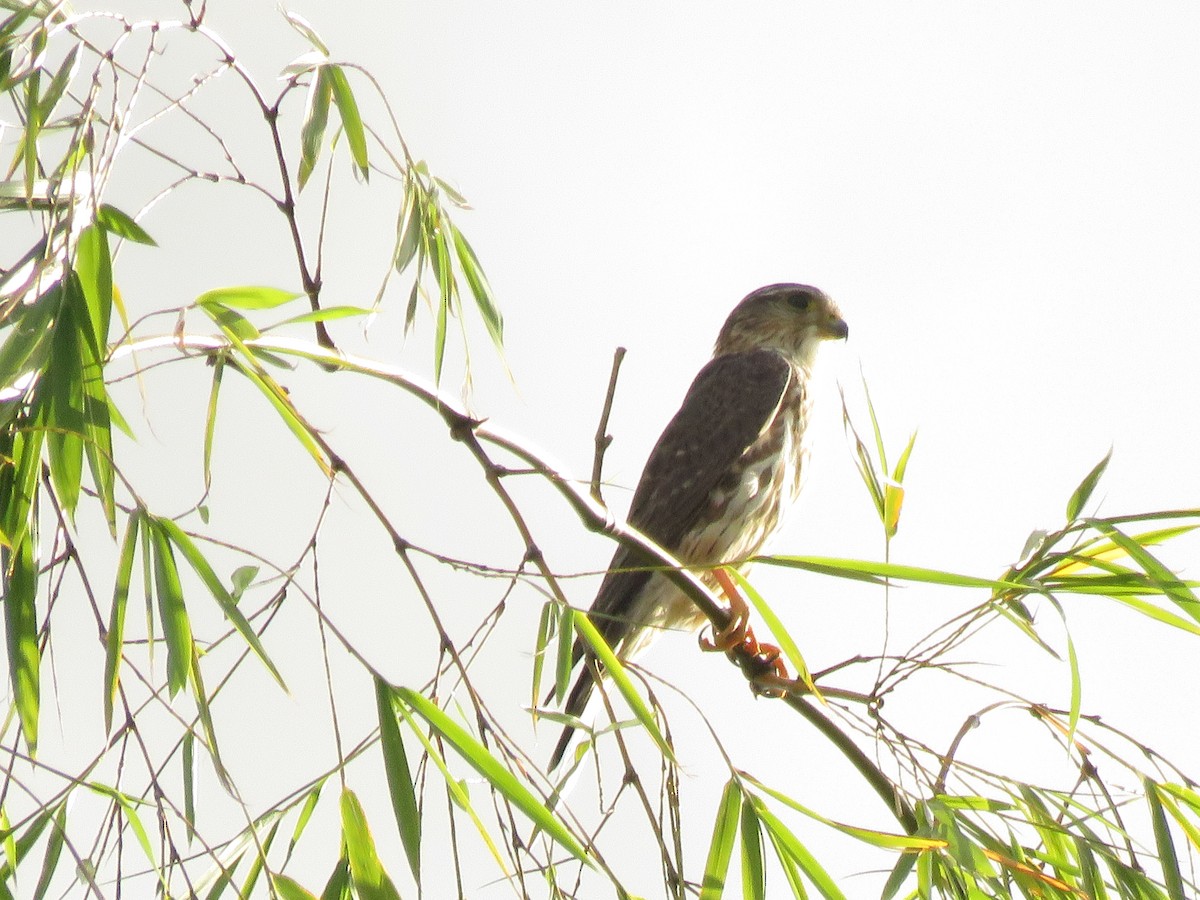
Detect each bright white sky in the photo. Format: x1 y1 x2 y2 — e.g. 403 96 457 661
56 1 1200 895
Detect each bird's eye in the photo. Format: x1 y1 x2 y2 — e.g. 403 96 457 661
787 292 812 311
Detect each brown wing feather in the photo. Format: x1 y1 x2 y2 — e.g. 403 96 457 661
550 349 791 767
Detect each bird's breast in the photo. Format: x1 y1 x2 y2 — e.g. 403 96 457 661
683 377 812 566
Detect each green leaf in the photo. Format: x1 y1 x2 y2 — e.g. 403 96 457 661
570 608 675 763
699 780 742 900
202 355 224 491
86 783 165 892
0 283 60 392
881 852 918 900
271 873 321 900
227 360 331 477
183 731 195 839
375 678 421 885
156 518 286 690
283 9 330 54
754 804 849 900
202 303 260 341
531 602 553 710
319 854 352 900
103 511 139 733
740 799 766 900
230 565 258 601
393 188 422 275
188 643 234 793
1146 781 1186 900
148 520 192 697
29 803 64 900
339 789 402 900
35 42 77 124
298 66 332 190
197 286 302 311
264 305 371 330
741 773 945 852
21 66 41 198
43 288 85 517
5 536 39 753
451 223 503 351
761 555 1027 593
554 603 574 705
1088 519 1200 622
326 65 368 178
287 782 323 862
396 685 591 864
95 203 156 246
74 227 112 353
1067 449 1112 521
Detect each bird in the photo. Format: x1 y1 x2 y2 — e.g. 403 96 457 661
549 283 848 769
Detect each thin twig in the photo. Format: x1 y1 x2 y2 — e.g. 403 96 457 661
590 346 625 503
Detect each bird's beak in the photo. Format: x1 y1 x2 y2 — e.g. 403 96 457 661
821 313 849 341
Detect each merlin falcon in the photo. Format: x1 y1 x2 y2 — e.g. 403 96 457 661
550 283 848 769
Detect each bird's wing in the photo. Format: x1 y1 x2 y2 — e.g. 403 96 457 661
589 348 792 644
550 349 791 768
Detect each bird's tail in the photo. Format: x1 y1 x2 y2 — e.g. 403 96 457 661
548 655 597 771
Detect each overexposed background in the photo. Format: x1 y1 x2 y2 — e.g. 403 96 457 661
48 1 1200 895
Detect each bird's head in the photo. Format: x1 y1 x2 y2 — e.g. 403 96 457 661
714 283 848 368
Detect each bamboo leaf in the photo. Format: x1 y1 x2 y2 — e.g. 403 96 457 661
391 697 508 872
74 227 112 354
554 603 574 705
298 66 332 190
451 223 503 350
1088 519 1200 623
1067 449 1112 521
29 803 65 900
271 874 320 900
531 602 552 711
570 608 674 763
374 678 421 885
1147 781 1186 900
229 361 331 476
741 773 945 852
103 510 139 734
148 520 192 696
95 203 157 246
189 644 234 793
86 783 165 892
156 518 284 686
339 789 402 900
740 798 766 900
43 289 84 517
283 9 329 53
5 536 39 752
0 283 59 392
203 355 224 491
326 66 368 178
753 802 848 900
197 286 302 311
396 685 591 864
393 187 422 275
203 303 260 341
156 517 286 689
35 42 76 123
320 853 352 900
760 555 1027 593
699 780 741 900
183 732 195 839
264 306 371 330
286 782 323 862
